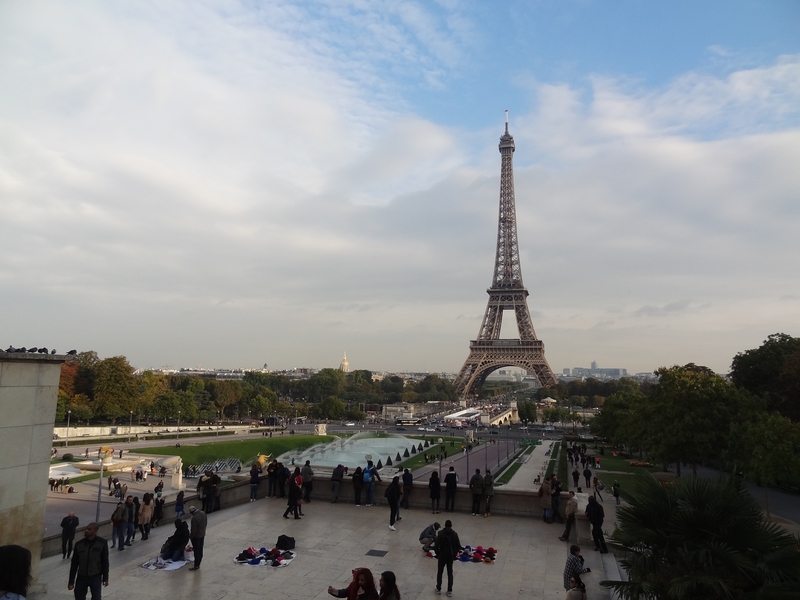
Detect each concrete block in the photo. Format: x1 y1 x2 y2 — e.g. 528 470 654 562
0 465 29 512
1 425 33 468
38 363 62 387
0 361 40 387
34 386 59 425
0 386 37 428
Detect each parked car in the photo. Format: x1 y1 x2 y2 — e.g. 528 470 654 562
395 426 407 431
345 422 355 427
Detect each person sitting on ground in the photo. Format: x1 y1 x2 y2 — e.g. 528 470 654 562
419 522 441 552
379 571 401 600
327 567 379 600
160 520 190 562
565 574 586 600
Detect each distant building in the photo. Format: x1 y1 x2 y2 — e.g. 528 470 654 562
561 361 629 380
339 352 350 373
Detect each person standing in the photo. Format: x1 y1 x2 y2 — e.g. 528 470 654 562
198 471 215 514
538 475 553 523
110 502 127 552
379 571 401 600
68 523 109 600
152 492 165 527
188 506 207 571
352 467 364 506
283 467 302 519
482 469 494 518
559 491 578 542
267 460 278 497
612 480 621 505
249 463 262 502
418 522 440 552
551 475 564 523
443 467 458 512
174 490 185 518
469 469 483 516
582 466 592 489
327 567 378 600
301 460 314 502
61 512 80 559
385 476 402 531
428 471 441 514
0 544 32 600
433 520 462 597
562 545 586 592
138 495 154 540
330 464 344 503
401 468 413 509
364 461 380 506
123 496 135 547
585 496 608 553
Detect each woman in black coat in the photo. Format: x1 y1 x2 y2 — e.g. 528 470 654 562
384 476 402 530
352 467 364 506
283 467 302 519
429 471 441 514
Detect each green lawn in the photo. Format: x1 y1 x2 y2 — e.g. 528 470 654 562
595 472 650 504
496 446 533 485
135 436 332 466
595 452 662 475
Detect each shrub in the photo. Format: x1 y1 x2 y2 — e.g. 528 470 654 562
62 453 74 461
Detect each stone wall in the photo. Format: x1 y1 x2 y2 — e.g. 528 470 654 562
0 354 68 583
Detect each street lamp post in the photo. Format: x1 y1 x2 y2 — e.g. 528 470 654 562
217 412 220 436
66 410 71 447
95 458 103 522
177 410 181 442
247 410 251 435
128 411 133 443
438 438 444 479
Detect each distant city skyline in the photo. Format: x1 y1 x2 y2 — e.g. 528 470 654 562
2 2 799 375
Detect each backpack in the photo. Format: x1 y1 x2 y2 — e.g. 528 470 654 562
598 482 605 491
363 468 372 483
276 534 295 550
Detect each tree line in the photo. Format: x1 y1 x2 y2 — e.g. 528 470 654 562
590 333 800 494
56 351 457 425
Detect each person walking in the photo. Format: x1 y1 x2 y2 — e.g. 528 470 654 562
330 464 344 503
443 467 458 512
571 468 580 489
0 545 32 600
123 496 135 547
301 460 314 502
582 467 592 489
385 476 402 531
433 520 462 597
428 471 441 514
612 480 621 505
61 512 80 559
352 466 364 506
152 492 165 527
469 469 483 516
68 523 109 600
482 469 494 517
418 522 440 552
592 476 604 501
188 506 207 571
585 496 608 553
401 468 413 509
174 490 185 518
559 491 578 542
249 463 262 502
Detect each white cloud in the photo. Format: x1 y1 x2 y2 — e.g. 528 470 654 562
0 3 798 375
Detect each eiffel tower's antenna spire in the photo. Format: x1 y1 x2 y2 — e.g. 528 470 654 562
505 109 509 133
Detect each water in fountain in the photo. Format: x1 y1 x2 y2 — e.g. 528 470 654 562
277 431 423 469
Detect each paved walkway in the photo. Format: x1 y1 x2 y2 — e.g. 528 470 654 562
33 494 611 600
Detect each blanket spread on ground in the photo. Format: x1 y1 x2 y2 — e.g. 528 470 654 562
141 558 190 571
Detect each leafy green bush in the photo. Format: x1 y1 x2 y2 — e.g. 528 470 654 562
62 453 74 461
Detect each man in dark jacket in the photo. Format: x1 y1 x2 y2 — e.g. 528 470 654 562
583 466 592 489
330 464 344 503
551 475 564 523
434 520 462 596
267 460 278 497
68 522 109 599
401 468 413 509
469 469 484 516
301 460 314 502
249 464 262 502
188 506 207 570
198 471 215 513
585 496 608 553
61 511 80 559
443 467 458 512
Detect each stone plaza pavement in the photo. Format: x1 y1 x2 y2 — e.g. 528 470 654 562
33 493 611 600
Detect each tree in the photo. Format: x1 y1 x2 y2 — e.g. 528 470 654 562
93 356 139 422
308 369 346 401
643 364 746 476
517 399 537 423
727 411 800 517
603 475 800 599
730 333 800 421
313 396 346 420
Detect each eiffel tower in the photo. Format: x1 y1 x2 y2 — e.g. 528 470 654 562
454 113 556 398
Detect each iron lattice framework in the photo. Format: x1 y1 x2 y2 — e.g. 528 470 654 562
453 117 556 398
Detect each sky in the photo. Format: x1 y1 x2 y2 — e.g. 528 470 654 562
1 0 799 376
